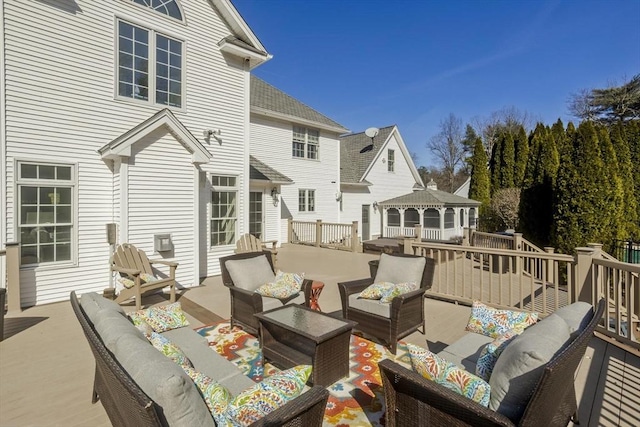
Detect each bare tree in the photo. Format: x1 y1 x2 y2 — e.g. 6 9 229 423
491 188 521 230
427 113 466 192
568 88 599 121
470 107 536 157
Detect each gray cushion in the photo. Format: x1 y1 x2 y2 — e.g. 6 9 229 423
374 253 426 285
113 333 215 427
161 328 255 396
437 333 493 370
226 255 275 292
93 308 144 351
348 293 391 318
81 292 125 321
489 313 571 422
553 301 593 337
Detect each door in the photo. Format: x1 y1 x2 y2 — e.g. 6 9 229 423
249 191 263 239
362 205 370 241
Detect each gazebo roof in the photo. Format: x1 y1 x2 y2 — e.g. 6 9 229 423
379 188 481 208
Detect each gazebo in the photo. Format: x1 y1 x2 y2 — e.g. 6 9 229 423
378 180 481 241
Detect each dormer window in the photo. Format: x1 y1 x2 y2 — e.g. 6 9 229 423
132 0 183 20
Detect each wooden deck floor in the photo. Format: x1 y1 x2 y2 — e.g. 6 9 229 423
1 244 638 426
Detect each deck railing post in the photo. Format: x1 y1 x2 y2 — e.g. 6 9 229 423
5 242 21 312
462 228 470 246
414 225 422 240
575 246 599 305
287 218 293 243
351 221 359 252
403 237 415 255
544 247 555 283
315 220 322 247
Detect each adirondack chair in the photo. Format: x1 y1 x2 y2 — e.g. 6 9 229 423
235 233 278 267
111 243 177 310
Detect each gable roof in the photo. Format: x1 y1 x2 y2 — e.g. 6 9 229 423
249 156 293 184
380 188 481 208
212 0 271 69
98 109 211 164
340 125 395 184
250 76 349 133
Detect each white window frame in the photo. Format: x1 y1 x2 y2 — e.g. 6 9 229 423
249 191 264 239
115 18 185 109
129 0 185 22
388 149 395 172
292 126 319 160
298 189 315 212
16 160 77 268
210 176 238 247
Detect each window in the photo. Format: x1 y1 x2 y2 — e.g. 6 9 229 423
18 162 75 265
117 20 183 108
132 0 183 20
249 191 263 239
460 209 465 227
298 189 315 212
424 208 439 228
388 149 395 172
469 208 477 227
404 208 419 227
387 208 400 226
211 176 237 246
292 126 319 160
444 208 455 229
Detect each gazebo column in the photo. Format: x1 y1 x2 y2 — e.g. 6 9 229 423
399 209 406 234
382 207 388 238
438 207 445 240
417 208 425 240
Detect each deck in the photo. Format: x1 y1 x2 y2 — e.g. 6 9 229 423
1 244 639 426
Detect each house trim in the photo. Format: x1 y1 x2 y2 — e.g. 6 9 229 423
211 0 270 57
98 109 212 164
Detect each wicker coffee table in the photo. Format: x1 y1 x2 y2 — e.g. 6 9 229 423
255 304 357 387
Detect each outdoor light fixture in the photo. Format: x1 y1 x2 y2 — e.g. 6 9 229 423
373 201 379 210
335 191 342 201
271 187 280 206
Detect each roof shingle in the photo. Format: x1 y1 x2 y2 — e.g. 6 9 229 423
339 125 395 183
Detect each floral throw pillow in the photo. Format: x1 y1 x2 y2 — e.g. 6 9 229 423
256 282 300 299
379 282 419 303
181 366 233 424
465 300 538 338
475 328 523 381
140 273 158 283
408 343 491 406
148 331 193 369
117 276 135 289
274 270 305 289
129 302 189 333
131 316 154 337
358 282 395 300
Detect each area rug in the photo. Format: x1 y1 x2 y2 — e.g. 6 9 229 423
195 321 414 426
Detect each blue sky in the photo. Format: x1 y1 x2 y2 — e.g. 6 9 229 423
234 0 640 167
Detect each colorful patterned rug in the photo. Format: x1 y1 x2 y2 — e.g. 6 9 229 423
195 321 413 426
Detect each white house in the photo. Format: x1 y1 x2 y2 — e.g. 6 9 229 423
339 126 424 240
249 76 349 244
0 0 271 306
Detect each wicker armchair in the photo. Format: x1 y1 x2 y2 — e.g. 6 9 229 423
338 253 436 354
70 291 329 427
220 251 314 336
379 298 606 427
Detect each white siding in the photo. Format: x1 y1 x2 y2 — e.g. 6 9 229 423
341 132 420 239
3 0 251 305
250 115 342 244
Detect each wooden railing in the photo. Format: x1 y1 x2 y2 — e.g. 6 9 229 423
1 242 21 312
288 219 359 252
403 236 639 351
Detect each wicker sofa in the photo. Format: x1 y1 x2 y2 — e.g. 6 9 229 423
380 298 605 427
71 291 328 427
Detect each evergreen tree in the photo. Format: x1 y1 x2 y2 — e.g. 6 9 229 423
468 136 491 226
513 125 529 187
500 132 515 188
552 121 608 254
623 120 640 236
520 123 559 246
597 125 625 251
489 133 503 195
610 122 639 239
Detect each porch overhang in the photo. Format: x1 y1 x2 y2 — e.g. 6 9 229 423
249 155 293 186
98 109 212 164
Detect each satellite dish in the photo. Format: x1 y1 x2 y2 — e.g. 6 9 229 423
365 127 379 138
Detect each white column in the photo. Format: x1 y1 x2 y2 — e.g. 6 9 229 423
382 208 388 237
438 207 445 240
399 208 406 234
